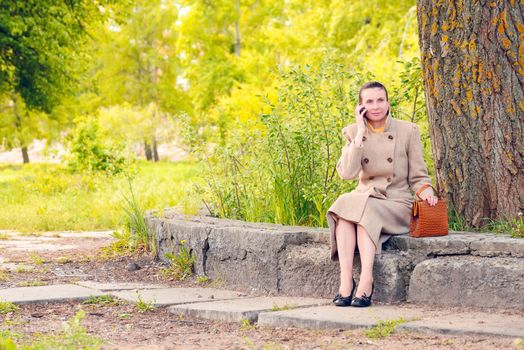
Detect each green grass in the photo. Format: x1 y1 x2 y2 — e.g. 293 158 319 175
136 292 156 313
161 241 195 280
0 300 19 314
17 281 47 287
365 318 407 339
0 310 104 349
0 161 203 232
271 304 296 311
82 295 119 306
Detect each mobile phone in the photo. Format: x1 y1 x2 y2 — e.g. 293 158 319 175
359 106 368 119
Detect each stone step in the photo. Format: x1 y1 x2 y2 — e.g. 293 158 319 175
408 256 524 309
0 284 103 304
169 296 329 323
109 287 246 307
257 304 524 338
146 213 524 310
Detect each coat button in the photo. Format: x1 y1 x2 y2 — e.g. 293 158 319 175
387 177 392 182
363 158 369 164
362 136 367 141
388 135 394 140
387 157 393 163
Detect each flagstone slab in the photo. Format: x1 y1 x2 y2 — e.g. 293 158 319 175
0 263 34 272
398 311 524 338
258 304 524 338
110 288 245 306
169 296 330 323
76 281 167 291
258 305 430 330
0 284 104 304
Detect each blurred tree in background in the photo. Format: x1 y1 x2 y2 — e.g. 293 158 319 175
0 0 432 227
0 0 119 162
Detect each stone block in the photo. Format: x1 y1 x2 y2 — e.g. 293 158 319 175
258 305 427 330
204 226 291 294
408 256 524 310
470 235 524 258
398 311 524 338
0 284 103 304
278 244 409 302
110 287 244 306
169 296 328 323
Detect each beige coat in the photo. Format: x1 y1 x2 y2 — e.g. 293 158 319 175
326 116 431 260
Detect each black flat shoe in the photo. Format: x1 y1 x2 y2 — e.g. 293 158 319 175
333 278 356 307
351 282 374 308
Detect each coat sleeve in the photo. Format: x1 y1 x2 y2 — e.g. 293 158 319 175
336 128 363 180
407 124 432 194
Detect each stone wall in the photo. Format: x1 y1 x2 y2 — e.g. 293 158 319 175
146 210 524 310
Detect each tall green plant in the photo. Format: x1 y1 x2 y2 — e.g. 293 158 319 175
202 62 364 226
203 59 433 227
67 117 127 176
121 177 150 252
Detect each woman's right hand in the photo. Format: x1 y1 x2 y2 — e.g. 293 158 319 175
355 104 367 132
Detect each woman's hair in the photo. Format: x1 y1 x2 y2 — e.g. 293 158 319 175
358 81 389 103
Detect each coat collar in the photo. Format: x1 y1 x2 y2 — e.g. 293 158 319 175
384 112 393 132
365 113 394 133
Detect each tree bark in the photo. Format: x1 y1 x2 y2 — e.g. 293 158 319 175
144 141 153 161
417 0 524 226
21 146 29 164
234 0 241 56
152 137 159 162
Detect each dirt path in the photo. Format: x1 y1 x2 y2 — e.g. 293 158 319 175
0 231 521 349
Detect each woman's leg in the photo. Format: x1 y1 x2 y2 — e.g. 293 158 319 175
335 218 357 296
355 225 376 297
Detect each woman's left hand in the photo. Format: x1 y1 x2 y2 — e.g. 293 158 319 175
423 195 439 206
418 187 439 206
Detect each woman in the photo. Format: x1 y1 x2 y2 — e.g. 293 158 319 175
326 81 438 307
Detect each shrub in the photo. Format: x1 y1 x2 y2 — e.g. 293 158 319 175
67 116 126 176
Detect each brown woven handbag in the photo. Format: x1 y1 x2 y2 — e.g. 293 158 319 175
409 184 449 238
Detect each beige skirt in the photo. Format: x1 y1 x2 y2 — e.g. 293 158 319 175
326 197 411 261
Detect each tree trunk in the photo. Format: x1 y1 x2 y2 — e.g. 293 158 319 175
417 0 524 226
234 0 241 56
21 146 29 164
152 137 159 162
144 141 153 161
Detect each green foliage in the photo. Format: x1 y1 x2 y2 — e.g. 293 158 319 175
201 62 356 226
240 318 256 331
67 117 127 176
448 206 524 239
196 275 209 284
365 318 407 339
486 214 524 239
82 295 119 306
121 178 151 252
17 281 47 287
29 253 44 266
201 60 432 227
0 330 17 350
0 269 8 282
27 310 103 349
161 240 195 280
100 231 134 258
0 161 201 232
0 0 113 111
136 292 156 313
270 304 296 312
0 300 19 314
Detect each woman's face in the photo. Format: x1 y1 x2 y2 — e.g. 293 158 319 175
360 87 389 122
